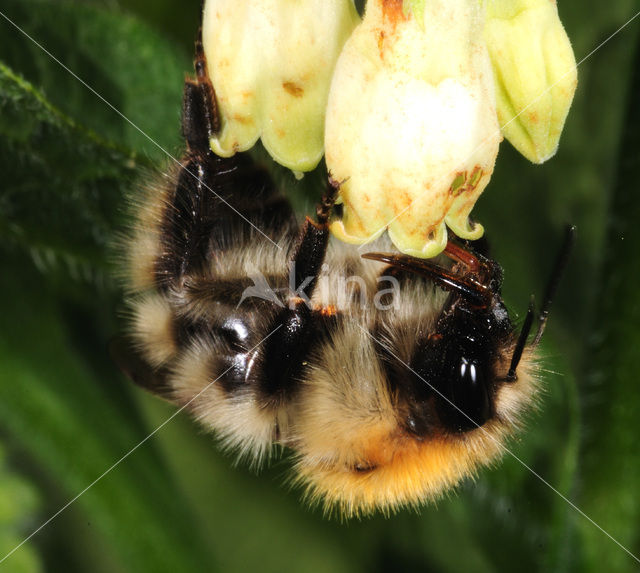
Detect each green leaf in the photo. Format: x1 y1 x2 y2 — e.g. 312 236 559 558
0 2 219 570
0 260 218 572
0 62 137 286
577 32 640 572
0 444 42 573
0 0 189 156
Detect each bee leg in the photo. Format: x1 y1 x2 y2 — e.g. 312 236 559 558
290 178 339 294
362 252 490 307
182 30 219 153
154 36 298 290
315 176 340 226
443 241 482 273
258 180 340 406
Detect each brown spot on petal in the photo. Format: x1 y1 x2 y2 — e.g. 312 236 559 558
377 0 409 57
232 114 254 125
400 190 412 209
378 30 386 58
450 167 484 197
382 0 409 25
390 188 412 213
282 81 304 97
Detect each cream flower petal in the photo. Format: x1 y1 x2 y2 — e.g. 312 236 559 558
203 0 359 172
325 0 500 258
484 0 578 163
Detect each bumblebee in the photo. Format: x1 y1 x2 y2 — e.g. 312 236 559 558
116 35 572 517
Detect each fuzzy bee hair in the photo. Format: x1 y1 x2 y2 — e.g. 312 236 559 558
116 35 553 517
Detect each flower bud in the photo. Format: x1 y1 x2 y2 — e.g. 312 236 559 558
325 0 501 258
202 0 359 172
483 0 577 163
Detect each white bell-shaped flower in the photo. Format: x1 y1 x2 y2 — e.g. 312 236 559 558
325 0 501 258
202 0 359 172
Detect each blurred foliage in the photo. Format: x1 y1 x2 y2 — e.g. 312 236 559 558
0 0 638 571
0 445 41 573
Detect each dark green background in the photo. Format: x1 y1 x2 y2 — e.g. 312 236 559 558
0 1 639 571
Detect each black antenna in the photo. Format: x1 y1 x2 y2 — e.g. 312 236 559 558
506 225 576 381
506 296 536 382
533 225 576 345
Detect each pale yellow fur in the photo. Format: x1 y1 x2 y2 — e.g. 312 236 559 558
126 214 541 516
131 294 178 367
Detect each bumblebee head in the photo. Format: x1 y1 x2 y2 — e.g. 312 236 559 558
290 286 540 517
